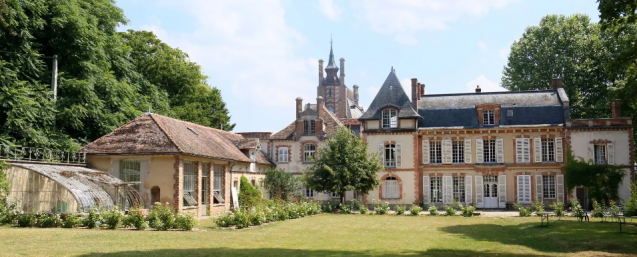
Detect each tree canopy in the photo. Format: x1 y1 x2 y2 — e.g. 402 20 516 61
0 0 235 150
302 127 382 203
263 168 299 201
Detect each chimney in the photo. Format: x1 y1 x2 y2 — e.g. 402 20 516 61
411 78 419 110
612 99 622 118
552 78 563 89
296 97 303 119
317 96 324 118
475 85 481 93
340 57 345 85
420 83 425 97
318 60 324 84
353 85 359 106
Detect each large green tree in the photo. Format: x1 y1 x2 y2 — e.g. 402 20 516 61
303 127 382 204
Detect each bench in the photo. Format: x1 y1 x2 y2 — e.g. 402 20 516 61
537 212 553 227
616 215 637 232
572 212 589 222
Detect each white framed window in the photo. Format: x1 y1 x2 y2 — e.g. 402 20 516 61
430 177 442 203
483 110 495 125
303 187 314 198
310 120 316 134
452 141 464 163
385 144 396 167
453 177 465 202
278 147 289 163
430 141 442 164
382 177 399 199
303 120 308 134
541 138 555 162
213 164 225 204
303 144 316 162
484 140 496 163
202 165 209 205
542 175 556 199
182 161 197 206
594 145 606 164
382 109 398 128
120 160 141 192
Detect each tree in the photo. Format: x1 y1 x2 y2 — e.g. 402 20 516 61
263 168 299 201
303 127 382 204
238 175 261 208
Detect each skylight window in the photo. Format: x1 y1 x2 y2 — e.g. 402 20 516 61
187 127 198 135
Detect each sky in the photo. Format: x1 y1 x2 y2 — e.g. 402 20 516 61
115 0 601 133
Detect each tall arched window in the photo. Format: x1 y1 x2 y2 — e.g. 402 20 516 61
382 109 398 128
382 177 399 199
304 144 316 162
303 120 309 134
385 144 396 167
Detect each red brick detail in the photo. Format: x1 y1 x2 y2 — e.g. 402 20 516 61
476 168 505 176
379 173 403 200
383 140 397 145
414 133 421 204
275 145 291 163
476 104 502 125
173 155 183 212
299 140 318 163
590 139 611 144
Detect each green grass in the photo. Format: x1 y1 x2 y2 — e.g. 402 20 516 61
1 214 636 256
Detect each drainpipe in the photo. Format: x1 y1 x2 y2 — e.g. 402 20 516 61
229 160 237 210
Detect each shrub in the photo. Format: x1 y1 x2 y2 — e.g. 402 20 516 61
518 207 532 217
249 209 266 226
17 213 36 227
549 202 565 218
175 212 197 231
38 214 61 228
234 211 251 229
570 199 586 218
461 205 475 217
349 199 360 211
323 202 333 213
84 207 102 229
62 214 81 228
428 206 438 216
103 208 124 229
608 200 620 216
444 204 456 216
409 205 422 216
340 203 352 214
449 201 463 210
591 199 605 218
375 201 390 215
148 203 175 230
395 205 406 215
239 176 262 208
359 205 368 214
123 207 148 230
530 200 545 213
215 213 234 227
624 182 637 216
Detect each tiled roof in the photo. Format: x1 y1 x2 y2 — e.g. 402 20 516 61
340 118 361 126
232 138 259 149
82 114 265 164
256 151 273 165
270 122 296 140
359 69 419 120
270 105 344 140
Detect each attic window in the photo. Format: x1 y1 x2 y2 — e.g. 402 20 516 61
382 109 398 128
187 127 199 135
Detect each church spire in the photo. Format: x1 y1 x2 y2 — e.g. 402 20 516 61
325 37 338 70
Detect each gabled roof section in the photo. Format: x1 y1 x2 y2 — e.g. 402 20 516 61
270 122 296 140
270 105 344 140
359 69 419 120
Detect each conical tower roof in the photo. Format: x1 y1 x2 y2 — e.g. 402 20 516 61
359 67 419 120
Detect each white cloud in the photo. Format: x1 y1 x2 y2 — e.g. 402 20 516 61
317 0 343 20
466 75 506 92
353 0 517 44
498 48 510 59
477 41 488 52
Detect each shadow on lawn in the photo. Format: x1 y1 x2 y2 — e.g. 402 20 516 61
79 248 550 257
440 220 637 255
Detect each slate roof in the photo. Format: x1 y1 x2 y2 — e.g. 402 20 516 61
325 43 338 70
82 114 272 165
418 90 565 109
270 105 344 140
359 69 419 120
347 98 364 119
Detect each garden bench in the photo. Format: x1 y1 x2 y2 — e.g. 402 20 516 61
537 212 553 227
573 212 589 222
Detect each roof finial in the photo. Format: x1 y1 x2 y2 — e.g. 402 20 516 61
391 66 394 73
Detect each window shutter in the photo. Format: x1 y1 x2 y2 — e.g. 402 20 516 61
556 174 564 203
523 138 530 163
382 180 388 199
555 137 563 163
442 139 451 164
498 174 507 208
476 139 484 163
533 137 542 163
465 175 472 204
475 175 483 208
464 139 472 163
587 143 594 163
443 175 453 204
422 140 430 164
516 138 523 163
535 174 543 202
378 143 384 165
516 175 531 204
516 176 522 203
607 142 615 165
496 138 504 163
422 176 430 204
396 143 402 167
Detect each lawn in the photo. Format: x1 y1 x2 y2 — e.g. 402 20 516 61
1 214 636 256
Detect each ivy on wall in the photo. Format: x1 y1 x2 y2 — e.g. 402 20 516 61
565 152 626 202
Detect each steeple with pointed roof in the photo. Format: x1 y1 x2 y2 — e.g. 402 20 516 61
359 68 419 121
324 39 340 83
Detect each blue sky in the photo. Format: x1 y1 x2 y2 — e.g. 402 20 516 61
116 0 600 133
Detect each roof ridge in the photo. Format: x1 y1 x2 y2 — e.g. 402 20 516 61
150 113 236 136
149 114 185 153
422 89 555 97
79 114 146 152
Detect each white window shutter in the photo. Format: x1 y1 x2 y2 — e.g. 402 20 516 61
443 175 453 204
587 143 595 163
396 143 402 167
498 174 506 208
516 138 523 163
382 180 388 199
476 139 484 164
422 176 430 204
523 138 531 163
475 175 483 208
464 138 472 163
555 137 563 163
533 137 542 163
535 174 543 202
443 139 452 164
465 175 472 204
496 138 504 163
516 176 522 203
556 174 564 203
422 140 430 164
607 142 615 165
517 175 531 204
378 143 384 165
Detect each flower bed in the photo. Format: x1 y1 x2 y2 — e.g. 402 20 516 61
215 199 322 229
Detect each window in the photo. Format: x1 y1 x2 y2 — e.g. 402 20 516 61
430 177 442 203
329 192 339 198
541 138 555 162
303 187 314 198
303 120 309 134
542 175 555 199
310 120 316 134
183 161 196 206
484 140 496 163
483 110 495 125
382 109 398 128
594 145 606 164
385 144 396 167
453 177 465 202
120 160 141 192
430 141 442 164
213 164 225 204
452 141 464 163
328 89 332 98
202 165 209 205
304 144 316 162
382 177 399 199
278 147 289 163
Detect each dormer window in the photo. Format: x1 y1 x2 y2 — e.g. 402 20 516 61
382 109 398 128
483 110 495 125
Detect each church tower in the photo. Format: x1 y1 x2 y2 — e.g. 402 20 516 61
317 40 363 119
